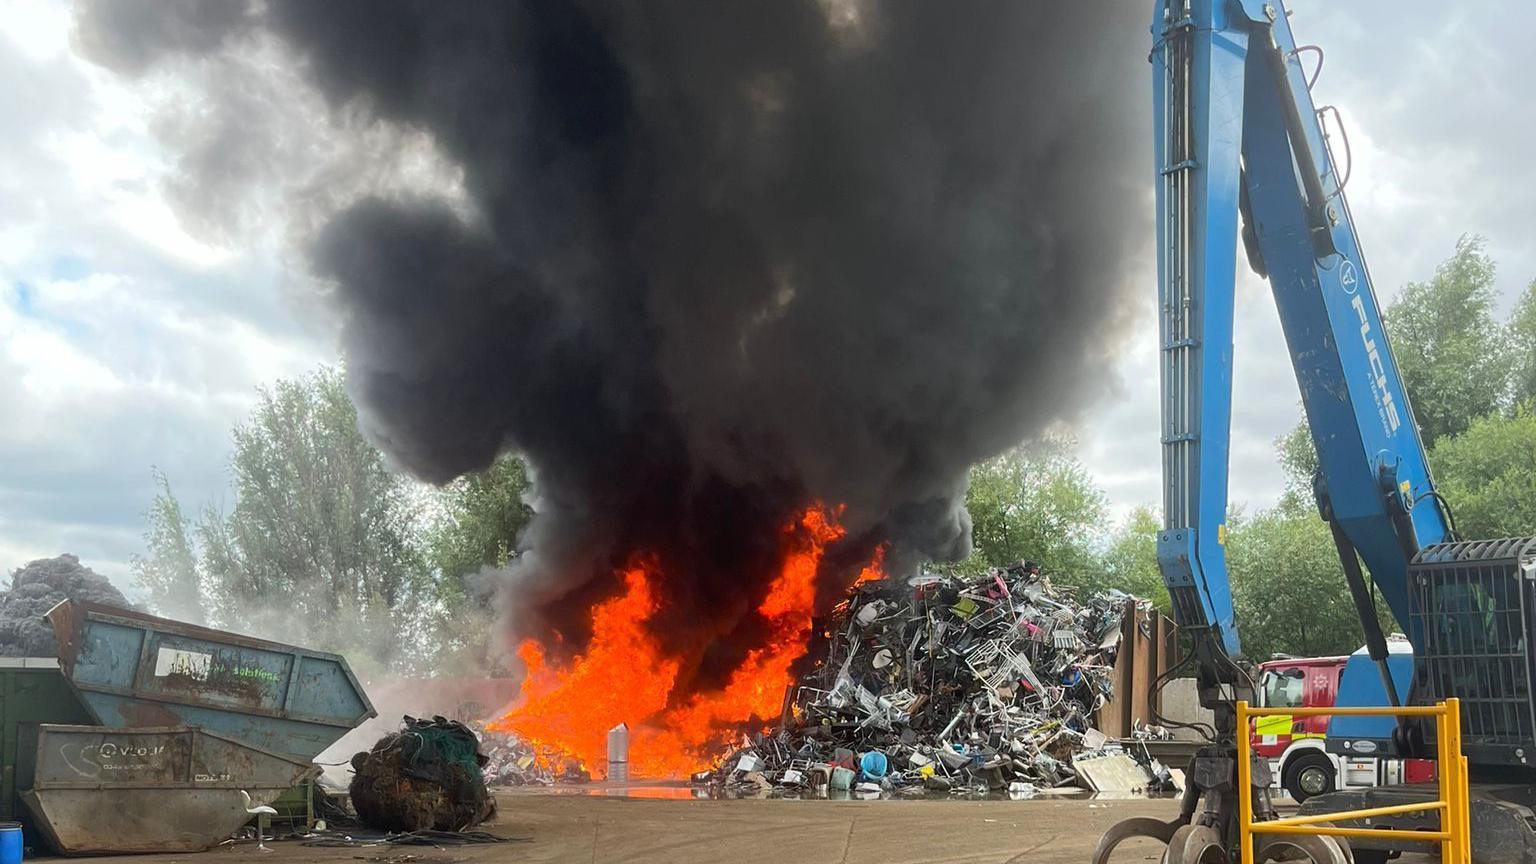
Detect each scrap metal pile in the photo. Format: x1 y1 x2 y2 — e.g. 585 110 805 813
473 724 553 786
694 562 1169 797
472 724 591 787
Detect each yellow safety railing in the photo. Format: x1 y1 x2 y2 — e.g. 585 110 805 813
1236 698 1471 864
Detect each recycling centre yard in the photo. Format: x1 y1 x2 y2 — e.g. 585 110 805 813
6 1 1530 863
30 790 1440 864
40 792 1183 864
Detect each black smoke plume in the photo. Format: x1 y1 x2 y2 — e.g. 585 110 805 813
76 1 1148 687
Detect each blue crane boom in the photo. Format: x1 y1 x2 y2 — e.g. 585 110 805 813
1095 2 1536 862
1152 0 1450 666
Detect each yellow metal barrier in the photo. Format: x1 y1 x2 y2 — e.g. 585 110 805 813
1236 698 1471 864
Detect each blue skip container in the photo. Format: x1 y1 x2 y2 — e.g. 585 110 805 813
1 821 22 864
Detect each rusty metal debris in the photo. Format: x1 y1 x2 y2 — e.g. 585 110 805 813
693 562 1174 798
349 716 496 832
471 724 552 786
471 724 593 786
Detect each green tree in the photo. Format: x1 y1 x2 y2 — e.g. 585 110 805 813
429 454 533 582
1226 508 1392 660
1275 419 1319 515
1386 236 1509 445
950 439 1108 590
1100 505 1169 612
1212 422 1402 660
1512 281 1536 407
1429 406 1536 540
420 453 534 674
141 368 434 675
131 468 206 624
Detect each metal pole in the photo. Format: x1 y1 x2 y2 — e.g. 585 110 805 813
1237 700 1254 864
1437 701 1453 864
1447 697 1468 864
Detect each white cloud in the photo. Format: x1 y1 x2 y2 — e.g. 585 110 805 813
1075 0 1535 524
2 0 1532 591
0 2 330 587
0 0 71 62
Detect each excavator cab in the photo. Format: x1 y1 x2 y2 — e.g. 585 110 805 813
1292 539 1536 864
1411 539 1536 770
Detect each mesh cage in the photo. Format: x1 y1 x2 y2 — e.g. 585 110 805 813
1411 538 1536 766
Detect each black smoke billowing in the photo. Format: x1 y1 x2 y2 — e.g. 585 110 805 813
76 1 1148 686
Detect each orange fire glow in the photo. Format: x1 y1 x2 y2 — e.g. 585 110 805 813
490 504 884 778
852 544 887 586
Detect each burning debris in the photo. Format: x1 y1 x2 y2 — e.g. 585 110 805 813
473 723 586 787
691 563 1173 797
350 716 496 832
490 506 875 778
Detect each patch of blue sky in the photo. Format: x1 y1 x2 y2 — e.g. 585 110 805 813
49 254 91 282
12 279 33 314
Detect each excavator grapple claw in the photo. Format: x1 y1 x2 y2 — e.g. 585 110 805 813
1254 831 1353 864
1090 816 1183 864
1164 824 1228 864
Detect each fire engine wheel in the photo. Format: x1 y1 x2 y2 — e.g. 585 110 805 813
1283 751 1336 803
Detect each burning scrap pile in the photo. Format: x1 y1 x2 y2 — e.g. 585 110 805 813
472 723 589 787
695 563 1168 797
350 716 496 832
75 0 1157 796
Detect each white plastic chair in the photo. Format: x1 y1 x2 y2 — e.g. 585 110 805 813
240 790 278 851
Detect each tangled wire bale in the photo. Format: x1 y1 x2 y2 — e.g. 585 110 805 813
349 716 496 832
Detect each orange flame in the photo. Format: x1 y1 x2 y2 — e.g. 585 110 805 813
490 504 884 778
852 544 888 586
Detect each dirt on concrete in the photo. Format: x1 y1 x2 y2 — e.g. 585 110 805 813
38 790 1436 864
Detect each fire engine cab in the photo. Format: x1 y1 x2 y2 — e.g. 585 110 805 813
1252 638 1435 802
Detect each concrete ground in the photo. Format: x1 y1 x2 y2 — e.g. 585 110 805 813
49 790 1438 864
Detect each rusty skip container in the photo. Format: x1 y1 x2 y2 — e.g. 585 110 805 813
18 725 316 855
47 601 375 760
0 659 93 824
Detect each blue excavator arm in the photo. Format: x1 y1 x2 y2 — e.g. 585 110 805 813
1152 0 1452 669
1092 3 1458 862
1100 3 1536 862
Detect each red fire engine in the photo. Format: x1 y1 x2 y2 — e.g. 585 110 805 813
1252 640 1436 802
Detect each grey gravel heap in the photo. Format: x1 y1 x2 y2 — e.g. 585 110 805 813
0 554 132 657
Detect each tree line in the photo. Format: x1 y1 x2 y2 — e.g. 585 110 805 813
954 237 1536 660
133 369 533 677
134 238 1536 673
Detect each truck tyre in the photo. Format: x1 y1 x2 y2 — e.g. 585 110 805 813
1283 751 1335 802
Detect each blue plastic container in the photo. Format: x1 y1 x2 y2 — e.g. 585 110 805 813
1 821 22 864
859 751 889 779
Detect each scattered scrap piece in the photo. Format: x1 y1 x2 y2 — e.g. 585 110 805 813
304 830 524 848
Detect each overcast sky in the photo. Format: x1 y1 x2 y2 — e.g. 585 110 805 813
2 1 1531 592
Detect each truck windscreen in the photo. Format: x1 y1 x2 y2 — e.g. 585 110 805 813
1259 668 1306 709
